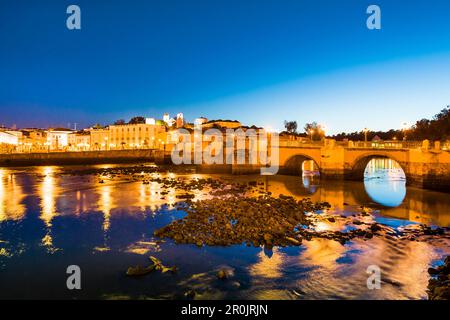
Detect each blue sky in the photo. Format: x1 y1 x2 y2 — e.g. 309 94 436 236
1 0 450 133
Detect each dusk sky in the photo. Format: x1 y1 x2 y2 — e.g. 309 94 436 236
1 0 450 134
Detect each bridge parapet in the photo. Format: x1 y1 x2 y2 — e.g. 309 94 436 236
347 140 424 150
276 140 450 192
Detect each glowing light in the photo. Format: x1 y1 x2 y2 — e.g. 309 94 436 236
0 169 26 222
40 167 57 227
249 247 285 279
99 185 112 231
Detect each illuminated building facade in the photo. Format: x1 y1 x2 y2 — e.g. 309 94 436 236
89 128 110 151
46 128 73 151
108 123 166 149
68 131 91 151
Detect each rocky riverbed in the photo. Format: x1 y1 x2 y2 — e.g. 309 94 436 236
63 164 449 244
427 256 450 300
154 193 449 249
59 165 450 299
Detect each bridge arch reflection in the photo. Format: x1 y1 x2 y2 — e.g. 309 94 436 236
282 154 321 176
363 157 406 207
349 152 408 182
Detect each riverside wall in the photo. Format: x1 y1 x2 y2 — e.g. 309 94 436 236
0 149 168 166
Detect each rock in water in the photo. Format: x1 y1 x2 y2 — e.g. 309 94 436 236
126 265 155 277
427 256 450 300
184 290 196 299
217 269 227 280
285 236 301 245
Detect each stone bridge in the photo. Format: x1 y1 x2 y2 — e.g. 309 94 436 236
275 140 450 191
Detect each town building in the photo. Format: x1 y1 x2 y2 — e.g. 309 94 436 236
46 128 73 151
162 113 176 127
0 130 20 153
202 119 241 129
145 117 156 125
0 130 20 144
108 123 167 149
176 113 184 128
89 127 110 151
20 129 47 152
68 130 91 151
194 117 208 129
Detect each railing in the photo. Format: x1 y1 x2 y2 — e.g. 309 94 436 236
278 140 324 148
0 144 162 155
348 141 423 149
277 139 447 150
1 139 448 155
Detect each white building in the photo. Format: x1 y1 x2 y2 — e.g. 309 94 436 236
145 117 156 125
194 117 208 129
0 131 19 145
46 128 73 150
163 113 176 127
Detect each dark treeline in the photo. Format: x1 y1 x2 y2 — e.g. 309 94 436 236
331 106 450 141
331 129 402 141
283 107 449 142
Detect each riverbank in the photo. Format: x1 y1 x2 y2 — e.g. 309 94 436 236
0 149 168 166
1 151 449 193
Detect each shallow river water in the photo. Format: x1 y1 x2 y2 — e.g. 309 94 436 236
0 161 449 299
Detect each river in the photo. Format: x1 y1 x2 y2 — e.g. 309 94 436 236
0 159 449 299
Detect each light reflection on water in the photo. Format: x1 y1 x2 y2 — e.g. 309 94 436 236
364 158 406 207
0 163 448 300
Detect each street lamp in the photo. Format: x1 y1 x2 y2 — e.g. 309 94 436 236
363 128 369 146
401 122 409 141
319 124 327 142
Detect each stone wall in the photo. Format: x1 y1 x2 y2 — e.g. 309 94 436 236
0 149 167 167
276 144 450 192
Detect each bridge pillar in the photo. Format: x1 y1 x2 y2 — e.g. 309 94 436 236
319 143 346 179
434 141 441 151
403 148 450 192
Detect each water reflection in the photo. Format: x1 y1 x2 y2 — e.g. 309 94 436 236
0 164 448 300
250 248 285 279
302 160 320 193
39 167 59 251
0 169 26 221
40 167 58 227
99 185 112 232
364 158 406 207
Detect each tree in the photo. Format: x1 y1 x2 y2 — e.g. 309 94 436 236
304 122 325 141
283 120 298 134
129 116 145 124
410 106 449 141
91 123 103 129
114 119 126 125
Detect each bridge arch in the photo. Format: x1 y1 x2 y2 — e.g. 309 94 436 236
348 152 408 181
281 153 321 176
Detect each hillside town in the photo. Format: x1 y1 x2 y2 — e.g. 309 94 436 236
0 113 266 154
